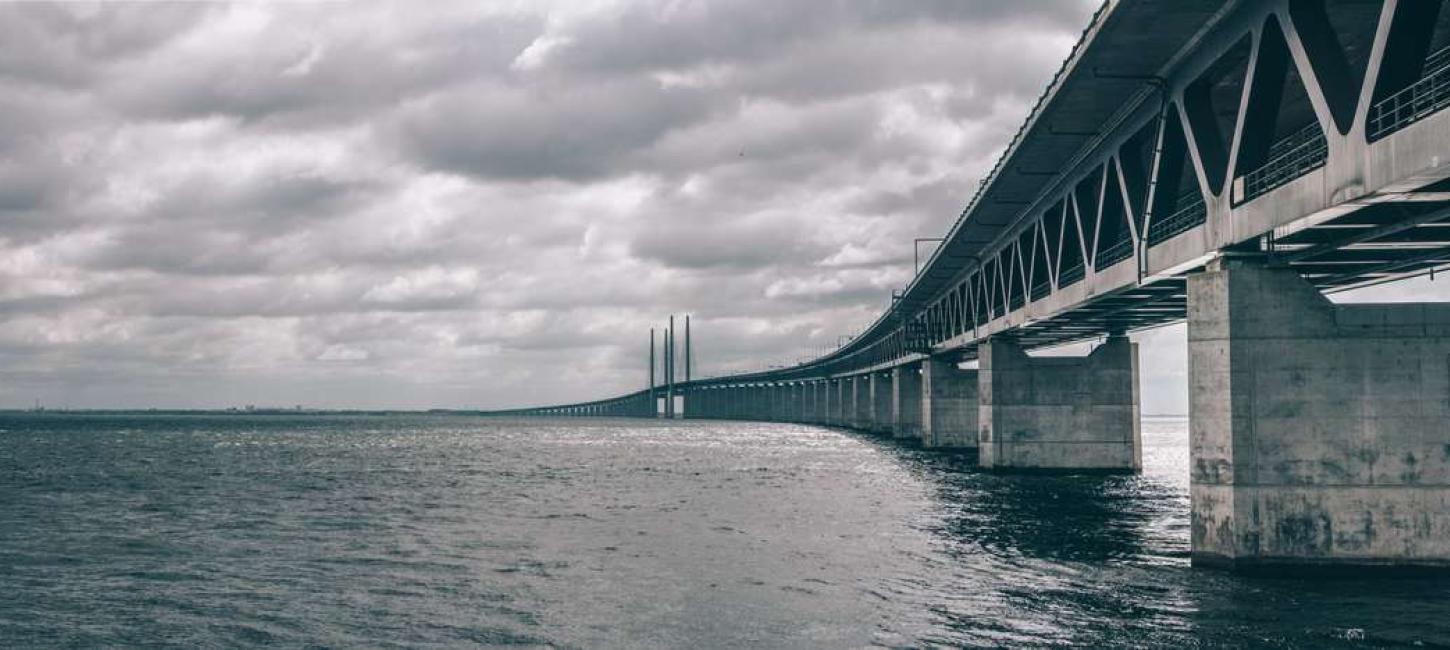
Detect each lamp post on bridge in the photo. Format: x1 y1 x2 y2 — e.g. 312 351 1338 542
914 237 945 275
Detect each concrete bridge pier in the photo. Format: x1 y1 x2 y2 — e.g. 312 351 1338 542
820 380 833 426
833 378 847 427
1189 258 1450 570
891 365 922 440
776 383 786 421
921 356 979 450
818 381 830 424
869 371 892 435
977 336 1140 473
851 375 870 431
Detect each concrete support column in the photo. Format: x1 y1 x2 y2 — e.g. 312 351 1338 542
892 365 923 440
784 383 799 423
869 372 892 435
920 357 979 450
1189 258 1450 570
806 380 817 420
783 384 793 422
851 376 869 430
812 381 826 424
822 381 834 425
978 336 1140 472
777 383 789 421
832 379 846 426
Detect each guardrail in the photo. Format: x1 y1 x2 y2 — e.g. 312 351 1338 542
1236 121 1328 205
1030 280 1052 301
1095 237 1134 270
1058 263 1086 288
1148 192 1206 245
1368 45 1450 142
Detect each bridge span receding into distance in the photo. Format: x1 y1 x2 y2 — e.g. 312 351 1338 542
497 0 1450 571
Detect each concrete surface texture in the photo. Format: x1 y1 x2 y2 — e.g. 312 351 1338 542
921 357 980 450
1189 257 1450 568
978 336 1141 473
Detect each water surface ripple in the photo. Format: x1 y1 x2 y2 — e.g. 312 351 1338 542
2 414 1447 648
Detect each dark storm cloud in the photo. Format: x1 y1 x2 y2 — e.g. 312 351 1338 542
0 0 1145 410
528 0 1090 78
393 77 720 181
0 2 213 87
629 214 830 270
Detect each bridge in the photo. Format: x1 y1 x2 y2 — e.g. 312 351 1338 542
502 0 1450 571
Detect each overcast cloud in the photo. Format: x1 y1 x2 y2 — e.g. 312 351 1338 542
5 0 1432 412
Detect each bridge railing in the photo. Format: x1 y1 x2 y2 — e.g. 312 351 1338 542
1095 237 1134 270
1059 263 1086 288
1368 44 1450 142
1030 279 1051 302
1148 191 1206 245
1236 121 1328 205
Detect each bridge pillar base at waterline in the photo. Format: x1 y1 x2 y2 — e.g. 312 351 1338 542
891 366 923 440
866 372 893 435
921 357 979 450
830 379 845 427
1189 259 1450 570
848 376 871 430
977 336 1141 473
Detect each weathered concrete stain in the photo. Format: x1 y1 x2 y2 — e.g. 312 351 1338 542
1190 259 1450 569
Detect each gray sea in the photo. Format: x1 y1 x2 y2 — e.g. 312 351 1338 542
1 413 1447 648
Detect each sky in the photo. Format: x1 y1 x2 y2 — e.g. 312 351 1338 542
2 1 1446 412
